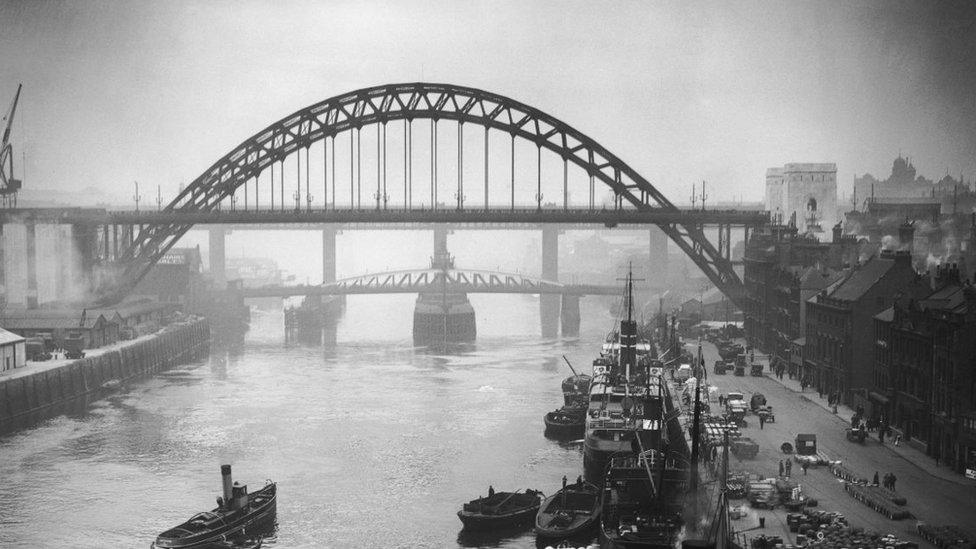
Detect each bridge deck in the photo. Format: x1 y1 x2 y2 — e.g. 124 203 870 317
1 207 768 227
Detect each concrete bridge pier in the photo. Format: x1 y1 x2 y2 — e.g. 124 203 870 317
25 221 38 308
322 227 337 284
540 226 560 338
72 223 98 297
648 226 669 284
0 223 5 308
209 226 227 289
560 294 580 337
433 227 449 255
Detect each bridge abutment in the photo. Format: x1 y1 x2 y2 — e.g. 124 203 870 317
25 221 38 309
0 223 5 308
208 226 226 289
540 226 560 338
560 294 580 337
71 223 98 298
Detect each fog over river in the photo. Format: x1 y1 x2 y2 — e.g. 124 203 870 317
0 294 618 548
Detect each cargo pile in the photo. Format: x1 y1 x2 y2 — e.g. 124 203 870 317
916 524 975 549
787 509 919 549
843 482 912 520
829 463 867 484
868 485 907 506
794 451 832 467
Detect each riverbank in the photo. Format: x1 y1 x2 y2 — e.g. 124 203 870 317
0 316 210 433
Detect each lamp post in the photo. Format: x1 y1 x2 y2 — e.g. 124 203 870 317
132 181 141 212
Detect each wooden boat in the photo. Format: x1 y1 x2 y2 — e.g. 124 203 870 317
544 406 586 437
153 465 276 549
535 481 601 538
457 489 544 530
562 373 592 406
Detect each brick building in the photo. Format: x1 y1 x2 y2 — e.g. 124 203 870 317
872 266 976 473
805 250 930 407
743 222 857 371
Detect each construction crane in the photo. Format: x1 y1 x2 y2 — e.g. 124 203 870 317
1 84 23 207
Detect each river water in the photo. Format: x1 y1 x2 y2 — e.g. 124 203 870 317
0 294 617 548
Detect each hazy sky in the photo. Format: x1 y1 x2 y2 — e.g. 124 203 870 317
2 0 975 205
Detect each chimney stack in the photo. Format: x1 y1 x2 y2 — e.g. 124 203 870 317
221 465 233 508
898 220 916 253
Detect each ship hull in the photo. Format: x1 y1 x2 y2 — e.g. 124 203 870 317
412 293 476 345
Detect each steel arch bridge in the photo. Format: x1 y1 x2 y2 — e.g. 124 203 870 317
109 82 749 306
240 268 619 298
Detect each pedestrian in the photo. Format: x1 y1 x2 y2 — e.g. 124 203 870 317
488 485 495 498
779 460 784 477
883 473 891 490
879 428 885 444
801 461 809 475
894 433 901 446
759 414 766 429
562 475 567 491
890 473 897 491
785 460 792 477
872 471 879 486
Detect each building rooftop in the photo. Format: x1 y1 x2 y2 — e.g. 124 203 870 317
826 256 898 302
90 299 173 320
0 327 25 345
0 310 109 330
919 283 968 314
874 306 895 322
783 163 837 173
799 267 843 291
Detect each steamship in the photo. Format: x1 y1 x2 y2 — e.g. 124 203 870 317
412 246 476 345
152 465 276 549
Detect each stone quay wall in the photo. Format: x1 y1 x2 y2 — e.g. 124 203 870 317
0 317 210 432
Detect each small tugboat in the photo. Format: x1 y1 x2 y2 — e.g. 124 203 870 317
152 465 277 549
457 488 544 530
535 479 601 539
544 406 586 438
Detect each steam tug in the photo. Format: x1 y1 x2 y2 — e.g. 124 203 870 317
152 465 277 548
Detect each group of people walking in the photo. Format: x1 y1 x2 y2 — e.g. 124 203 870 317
777 459 793 477
871 471 898 490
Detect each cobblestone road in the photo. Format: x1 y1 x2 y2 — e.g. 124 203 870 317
677 340 976 547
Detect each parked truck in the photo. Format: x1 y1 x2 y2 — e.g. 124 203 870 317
64 336 86 360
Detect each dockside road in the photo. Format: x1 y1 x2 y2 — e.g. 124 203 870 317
682 339 976 548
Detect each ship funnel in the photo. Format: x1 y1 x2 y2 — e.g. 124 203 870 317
221 464 233 506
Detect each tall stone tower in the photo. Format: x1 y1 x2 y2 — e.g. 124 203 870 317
765 163 838 240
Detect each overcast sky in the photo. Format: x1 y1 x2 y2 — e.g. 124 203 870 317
2 0 975 206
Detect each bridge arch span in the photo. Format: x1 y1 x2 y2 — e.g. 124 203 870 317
109 83 743 305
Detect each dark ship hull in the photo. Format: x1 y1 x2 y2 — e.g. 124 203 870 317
153 482 276 549
412 292 476 345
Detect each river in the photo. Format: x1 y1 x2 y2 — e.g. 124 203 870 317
0 293 618 548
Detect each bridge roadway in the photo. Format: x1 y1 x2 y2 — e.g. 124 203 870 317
0 206 768 228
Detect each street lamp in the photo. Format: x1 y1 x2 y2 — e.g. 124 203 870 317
132 181 141 212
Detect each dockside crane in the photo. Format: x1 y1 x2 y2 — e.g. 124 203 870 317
1 84 23 207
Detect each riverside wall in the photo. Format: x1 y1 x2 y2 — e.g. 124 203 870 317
0 317 211 433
